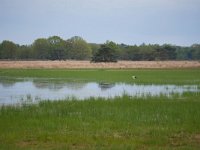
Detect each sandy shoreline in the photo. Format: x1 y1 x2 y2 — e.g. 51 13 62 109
0 60 200 69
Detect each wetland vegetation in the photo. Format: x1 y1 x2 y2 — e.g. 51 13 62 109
1 68 200 84
0 68 200 149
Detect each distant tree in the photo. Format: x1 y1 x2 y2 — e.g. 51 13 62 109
154 46 165 60
117 43 127 60
16 45 33 59
191 44 200 60
176 47 188 60
162 44 177 60
91 41 118 62
127 46 141 60
154 44 177 60
33 38 50 59
119 44 157 61
89 43 101 56
0 35 199 61
0 40 18 59
139 44 157 61
47 36 67 60
66 36 92 60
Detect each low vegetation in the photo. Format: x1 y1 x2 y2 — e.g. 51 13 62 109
0 94 200 149
0 68 200 84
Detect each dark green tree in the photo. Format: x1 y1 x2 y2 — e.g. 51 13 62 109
91 41 118 62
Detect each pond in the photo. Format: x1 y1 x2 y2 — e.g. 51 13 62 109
0 77 199 105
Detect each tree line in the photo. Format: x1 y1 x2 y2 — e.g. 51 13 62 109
0 36 199 61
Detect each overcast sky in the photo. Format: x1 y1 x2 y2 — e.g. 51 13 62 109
0 0 200 46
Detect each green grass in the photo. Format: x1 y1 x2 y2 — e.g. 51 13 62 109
0 94 200 149
0 68 200 84
0 68 200 149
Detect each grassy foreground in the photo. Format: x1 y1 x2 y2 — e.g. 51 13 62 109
0 69 200 149
0 94 200 149
0 68 200 84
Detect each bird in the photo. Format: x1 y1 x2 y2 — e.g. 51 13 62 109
132 76 137 79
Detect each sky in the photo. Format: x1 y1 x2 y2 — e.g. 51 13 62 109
0 0 200 46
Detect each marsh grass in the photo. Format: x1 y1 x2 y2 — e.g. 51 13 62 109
0 93 200 149
0 68 200 84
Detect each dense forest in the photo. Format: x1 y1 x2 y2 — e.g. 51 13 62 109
0 36 200 61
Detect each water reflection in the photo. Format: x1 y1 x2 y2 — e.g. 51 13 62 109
0 78 16 87
33 80 86 91
0 77 199 105
98 83 115 91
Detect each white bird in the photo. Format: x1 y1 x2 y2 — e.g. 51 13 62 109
132 76 137 79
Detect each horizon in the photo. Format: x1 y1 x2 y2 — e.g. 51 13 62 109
1 0 200 46
0 35 199 47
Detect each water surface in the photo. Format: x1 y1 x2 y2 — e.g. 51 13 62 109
0 77 199 105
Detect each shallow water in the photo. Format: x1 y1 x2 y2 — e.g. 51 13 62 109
0 77 199 105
